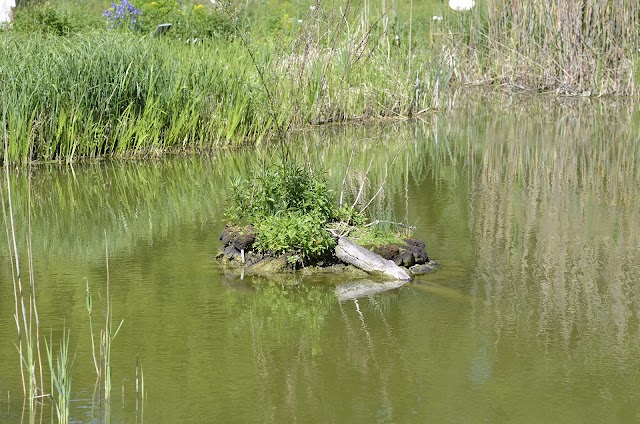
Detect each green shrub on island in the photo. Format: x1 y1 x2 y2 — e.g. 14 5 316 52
226 163 340 260
225 162 412 264
254 210 335 261
227 163 335 223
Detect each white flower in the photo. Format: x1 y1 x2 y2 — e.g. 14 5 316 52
449 0 475 11
310 5 316 11
432 15 443 21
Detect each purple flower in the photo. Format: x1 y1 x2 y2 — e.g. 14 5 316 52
103 0 142 30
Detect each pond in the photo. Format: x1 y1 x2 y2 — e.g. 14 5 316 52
1 93 640 423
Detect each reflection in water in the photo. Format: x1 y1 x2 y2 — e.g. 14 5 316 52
463 97 640 350
224 277 424 423
444 95 640 421
335 280 407 301
227 280 333 423
1 95 640 422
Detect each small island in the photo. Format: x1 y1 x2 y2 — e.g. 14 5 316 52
217 161 437 280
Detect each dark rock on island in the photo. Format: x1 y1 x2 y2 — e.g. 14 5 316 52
217 225 437 278
370 238 430 267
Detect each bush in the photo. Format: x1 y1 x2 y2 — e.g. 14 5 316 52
225 162 412 261
253 210 336 260
226 163 339 260
95 0 233 40
227 163 336 223
12 3 100 34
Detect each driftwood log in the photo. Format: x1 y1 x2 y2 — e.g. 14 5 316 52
334 237 412 281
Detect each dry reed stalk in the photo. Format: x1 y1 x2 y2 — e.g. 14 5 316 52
444 0 639 95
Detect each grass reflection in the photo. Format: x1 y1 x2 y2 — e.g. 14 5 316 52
452 95 640 373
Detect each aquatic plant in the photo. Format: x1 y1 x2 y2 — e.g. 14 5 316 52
225 155 417 263
227 163 335 222
85 240 124 403
45 327 73 424
2 70 46 411
0 23 432 163
1 0 440 163
253 210 336 260
227 163 339 261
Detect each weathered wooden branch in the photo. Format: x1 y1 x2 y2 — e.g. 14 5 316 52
334 236 412 281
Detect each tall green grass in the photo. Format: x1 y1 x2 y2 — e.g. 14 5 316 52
1 32 268 162
1 1 438 164
440 0 639 95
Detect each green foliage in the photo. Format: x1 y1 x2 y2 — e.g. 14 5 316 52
45 328 73 424
1 31 269 162
254 210 335 259
12 3 86 34
334 205 366 226
227 163 336 222
349 224 407 247
132 0 233 40
227 163 339 260
2 0 438 163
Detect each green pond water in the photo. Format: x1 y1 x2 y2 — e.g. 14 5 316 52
1 95 640 423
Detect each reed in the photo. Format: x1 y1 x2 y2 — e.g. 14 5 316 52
44 328 73 424
136 354 145 420
85 237 125 403
1 0 437 164
2 29 46 414
440 0 639 95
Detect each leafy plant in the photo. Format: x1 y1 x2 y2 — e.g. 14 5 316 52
227 162 340 261
129 0 233 40
12 3 78 35
254 210 336 260
227 162 336 223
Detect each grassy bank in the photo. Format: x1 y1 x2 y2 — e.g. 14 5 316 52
3 0 639 164
1 0 441 163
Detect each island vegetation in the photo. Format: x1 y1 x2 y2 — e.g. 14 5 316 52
219 158 434 276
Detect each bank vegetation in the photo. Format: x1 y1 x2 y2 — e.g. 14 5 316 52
1 0 639 163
